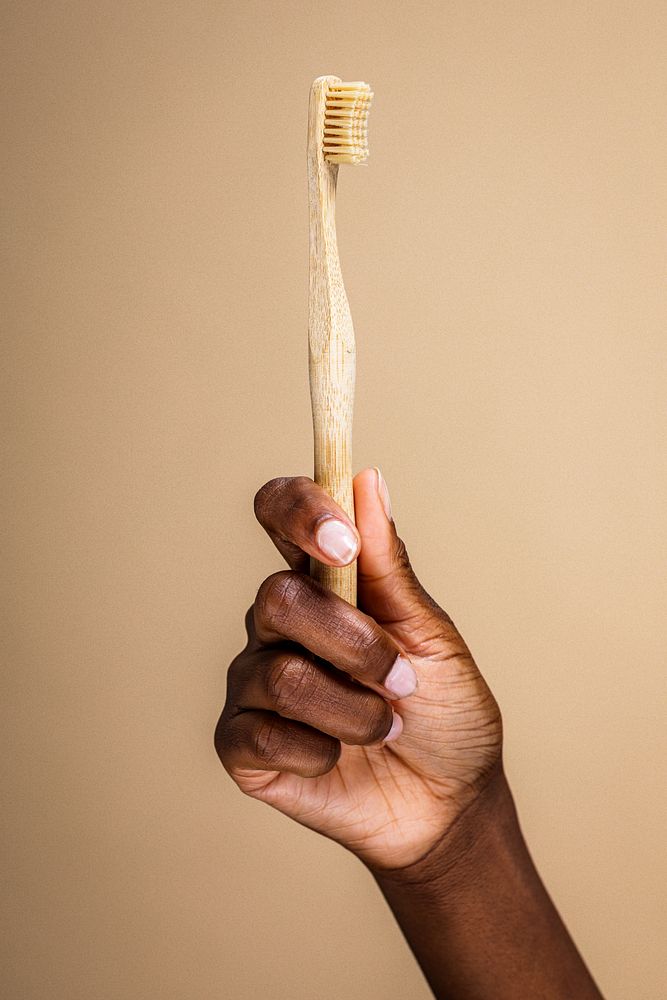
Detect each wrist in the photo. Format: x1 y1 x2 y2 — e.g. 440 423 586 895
366 762 523 896
366 764 603 1000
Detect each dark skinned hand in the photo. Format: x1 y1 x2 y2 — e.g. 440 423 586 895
215 467 502 871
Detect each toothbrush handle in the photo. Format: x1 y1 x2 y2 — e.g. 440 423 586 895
309 363 356 605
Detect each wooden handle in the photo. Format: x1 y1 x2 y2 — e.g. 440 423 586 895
307 77 357 605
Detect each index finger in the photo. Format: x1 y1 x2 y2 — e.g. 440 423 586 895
254 476 360 571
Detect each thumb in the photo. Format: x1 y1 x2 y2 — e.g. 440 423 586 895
353 468 458 656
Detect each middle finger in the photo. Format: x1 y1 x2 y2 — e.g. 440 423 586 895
253 571 419 700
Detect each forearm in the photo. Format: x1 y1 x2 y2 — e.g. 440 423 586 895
369 766 603 1000
219 473 603 995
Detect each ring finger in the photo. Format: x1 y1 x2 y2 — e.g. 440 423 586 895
226 647 401 747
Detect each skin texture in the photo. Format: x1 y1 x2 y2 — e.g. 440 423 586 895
215 468 603 998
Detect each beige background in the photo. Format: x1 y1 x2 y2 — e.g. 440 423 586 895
2 2 666 998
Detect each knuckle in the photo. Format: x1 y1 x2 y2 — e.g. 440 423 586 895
267 654 313 715
350 621 387 676
252 716 288 767
243 605 255 637
213 710 234 759
254 476 313 526
284 478 316 518
255 571 306 630
224 654 244 696
253 477 291 522
392 535 412 573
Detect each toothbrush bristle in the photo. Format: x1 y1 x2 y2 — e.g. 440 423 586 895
323 81 373 164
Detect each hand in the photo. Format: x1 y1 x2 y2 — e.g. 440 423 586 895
215 468 502 870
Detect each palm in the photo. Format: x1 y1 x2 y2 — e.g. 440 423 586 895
232 642 501 869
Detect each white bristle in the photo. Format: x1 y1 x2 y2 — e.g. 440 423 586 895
323 81 373 164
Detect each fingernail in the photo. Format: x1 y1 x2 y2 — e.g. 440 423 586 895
383 711 403 744
384 655 418 699
315 519 358 565
374 467 392 521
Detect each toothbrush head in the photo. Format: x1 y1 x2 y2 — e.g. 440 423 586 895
322 81 373 165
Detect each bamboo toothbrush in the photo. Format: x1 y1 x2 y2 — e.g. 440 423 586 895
307 76 373 606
